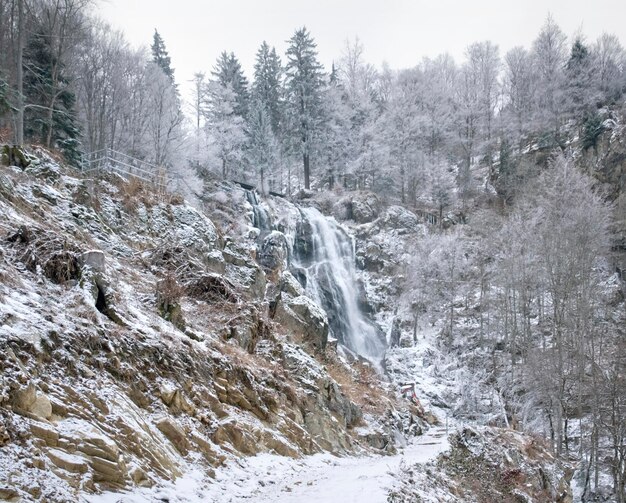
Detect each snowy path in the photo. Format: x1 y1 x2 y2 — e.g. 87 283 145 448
86 426 449 503
221 426 449 503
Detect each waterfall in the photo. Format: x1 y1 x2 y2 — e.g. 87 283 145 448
245 190 271 232
245 190 386 366
294 207 386 363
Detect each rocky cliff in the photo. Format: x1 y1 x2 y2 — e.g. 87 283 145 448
0 149 428 501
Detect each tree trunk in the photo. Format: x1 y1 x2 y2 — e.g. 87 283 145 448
303 151 310 189
16 0 24 145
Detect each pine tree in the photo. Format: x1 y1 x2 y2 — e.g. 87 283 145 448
151 29 174 81
285 27 325 190
212 51 249 118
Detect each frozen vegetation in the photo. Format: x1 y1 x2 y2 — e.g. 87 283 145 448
1 2 626 502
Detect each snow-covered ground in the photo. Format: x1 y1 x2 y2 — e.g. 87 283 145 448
85 426 449 503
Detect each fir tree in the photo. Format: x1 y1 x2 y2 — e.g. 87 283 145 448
151 29 174 81
285 27 325 190
252 42 283 136
212 51 249 118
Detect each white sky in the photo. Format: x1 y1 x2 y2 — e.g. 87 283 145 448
97 0 626 101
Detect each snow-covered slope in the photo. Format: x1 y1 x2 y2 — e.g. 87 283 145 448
0 150 429 502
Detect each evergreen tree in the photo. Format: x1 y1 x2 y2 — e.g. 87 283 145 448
285 27 325 190
252 42 283 136
23 32 82 165
566 37 598 120
151 29 174 81
212 51 249 118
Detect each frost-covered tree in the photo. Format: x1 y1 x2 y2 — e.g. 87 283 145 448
204 81 246 179
502 46 535 142
212 51 249 119
22 0 89 163
465 41 500 165
248 99 279 193
428 161 456 226
593 33 626 102
565 37 599 120
531 15 567 144
285 27 325 190
76 21 131 154
498 156 612 457
145 62 184 167
420 54 457 158
252 42 284 136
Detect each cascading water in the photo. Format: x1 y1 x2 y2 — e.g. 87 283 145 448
245 190 271 232
294 207 386 363
245 190 386 367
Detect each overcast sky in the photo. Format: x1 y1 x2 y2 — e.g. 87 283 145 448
97 0 626 101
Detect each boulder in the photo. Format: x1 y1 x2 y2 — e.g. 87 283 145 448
275 295 329 349
319 378 362 428
0 486 20 501
223 305 266 353
381 205 419 230
169 204 219 250
225 263 266 300
159 385 195 415
212 419 259 455
12 384 52 420
258 231 289 272
12 383 37 411
331 197 352 221
357 242 386 272
351 192 381 223
206 250 226 273
30 394 52 420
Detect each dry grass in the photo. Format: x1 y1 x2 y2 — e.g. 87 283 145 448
185 274 239 304
325 356 395 415
8 225 81 284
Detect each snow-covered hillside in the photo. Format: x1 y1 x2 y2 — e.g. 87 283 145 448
0 150 434 501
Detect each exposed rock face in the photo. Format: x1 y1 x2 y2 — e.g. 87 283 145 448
258 230 290 272
280 270 305 297
274 294 330 350
155 417 189 456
